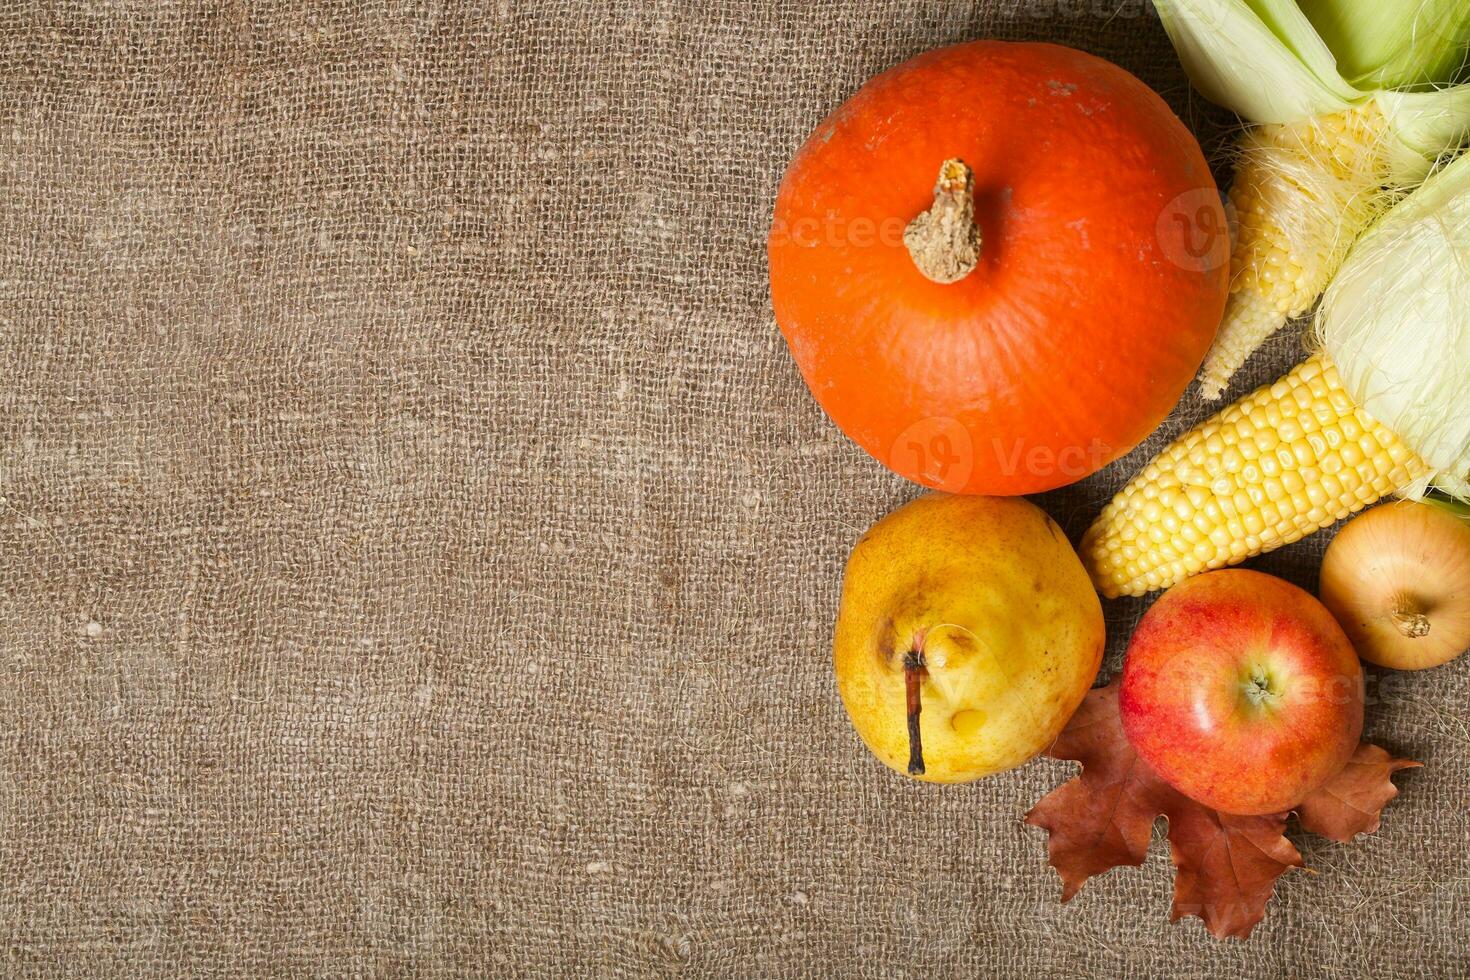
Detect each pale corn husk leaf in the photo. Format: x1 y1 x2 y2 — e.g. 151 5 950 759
1376 86 1470 182
1318 149 1470 496
1155 0 1360 122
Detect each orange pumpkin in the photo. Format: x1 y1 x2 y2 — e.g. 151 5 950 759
769 41 1229 495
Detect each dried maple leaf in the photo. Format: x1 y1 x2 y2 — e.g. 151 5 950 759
1026 679 1416 940
1024 680 1174 900
1296 744 1421 843
1162 804 1301 938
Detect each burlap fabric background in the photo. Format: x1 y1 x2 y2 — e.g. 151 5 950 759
3 1 1468 975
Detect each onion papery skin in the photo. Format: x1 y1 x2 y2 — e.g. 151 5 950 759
1319 502 1470 671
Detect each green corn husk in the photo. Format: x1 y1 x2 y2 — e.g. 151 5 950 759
1298 0 1470 90
1424 492 1470 520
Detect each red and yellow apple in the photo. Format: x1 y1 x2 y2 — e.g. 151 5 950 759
1120 569 1363 815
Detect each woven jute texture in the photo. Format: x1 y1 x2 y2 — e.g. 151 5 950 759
3 1 1468 976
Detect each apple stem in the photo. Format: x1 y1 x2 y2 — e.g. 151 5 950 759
904 649 927 776
1241 666 1279 708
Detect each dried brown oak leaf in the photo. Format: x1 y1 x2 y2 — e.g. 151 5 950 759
1025 679 1417 940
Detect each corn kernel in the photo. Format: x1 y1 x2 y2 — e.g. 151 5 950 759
1081 354 1429 598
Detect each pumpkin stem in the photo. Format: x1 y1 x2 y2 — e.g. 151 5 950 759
904 158 980 284
1390 594 1431 638
904 647 927 775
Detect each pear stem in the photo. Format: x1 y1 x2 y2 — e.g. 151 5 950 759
904 649 927 776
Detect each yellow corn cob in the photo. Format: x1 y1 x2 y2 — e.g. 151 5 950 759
1198 105 1394 400
1083 354 1427 598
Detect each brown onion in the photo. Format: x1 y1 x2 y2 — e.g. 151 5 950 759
1319 501 1470 670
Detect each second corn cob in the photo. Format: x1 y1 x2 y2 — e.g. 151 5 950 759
1198 106 1393 400
1083 354 1427 598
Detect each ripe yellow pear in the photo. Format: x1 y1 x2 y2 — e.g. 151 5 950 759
834 494 1105 782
